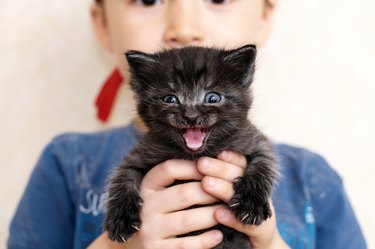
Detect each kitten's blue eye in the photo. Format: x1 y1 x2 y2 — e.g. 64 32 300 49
163 95 179 104
204 92 222 104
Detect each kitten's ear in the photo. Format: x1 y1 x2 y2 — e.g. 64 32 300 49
223 44 257 66
222 45 257 87
125 50 158 71
125 50 159 94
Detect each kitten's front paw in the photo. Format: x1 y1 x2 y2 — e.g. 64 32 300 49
229 176 272 225
105 219 141 243
104 192 142 243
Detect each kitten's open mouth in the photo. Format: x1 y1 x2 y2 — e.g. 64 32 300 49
182 128 209 152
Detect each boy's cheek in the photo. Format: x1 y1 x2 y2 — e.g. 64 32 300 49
110 31 163 70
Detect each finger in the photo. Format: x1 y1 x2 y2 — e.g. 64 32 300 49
217 150 247 168
87 232 124 249
197 157 244 182
142 160 202 192
201 176 234 203
162 229 223 249
162 205 222 237
146 182 218 213
214 208 250 235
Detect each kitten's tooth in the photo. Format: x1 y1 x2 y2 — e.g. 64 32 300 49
229 202 239 208
120 235 127 243
132 225 140 231
241 213 249 222
252 217 258 225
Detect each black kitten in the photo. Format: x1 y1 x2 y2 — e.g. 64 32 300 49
104 45 278 248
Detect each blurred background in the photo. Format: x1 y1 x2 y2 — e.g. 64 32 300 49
1 0 374 247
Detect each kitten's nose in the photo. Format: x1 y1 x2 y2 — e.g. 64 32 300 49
184 114 199 126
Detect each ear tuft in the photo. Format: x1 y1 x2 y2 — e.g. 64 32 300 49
221 45 257 87
223 44 257 65
125 50 158 70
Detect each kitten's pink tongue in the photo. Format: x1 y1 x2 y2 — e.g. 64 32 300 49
183 128 205 151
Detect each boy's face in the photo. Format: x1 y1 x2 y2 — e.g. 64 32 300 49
91 0 273 76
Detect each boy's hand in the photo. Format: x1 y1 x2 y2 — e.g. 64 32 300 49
89 159 223 249
197 151 290 249
89 151 290 249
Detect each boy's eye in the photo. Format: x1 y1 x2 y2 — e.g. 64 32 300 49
163 95 179 104
131 0 162 7
205 0 231 4
204 92 222 104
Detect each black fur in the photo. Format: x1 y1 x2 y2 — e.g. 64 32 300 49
104 45 278 248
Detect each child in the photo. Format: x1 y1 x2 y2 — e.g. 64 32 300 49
8 0 367 248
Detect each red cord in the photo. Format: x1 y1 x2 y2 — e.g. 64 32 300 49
95 68 124 122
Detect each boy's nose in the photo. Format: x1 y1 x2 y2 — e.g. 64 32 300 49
163 1 205 47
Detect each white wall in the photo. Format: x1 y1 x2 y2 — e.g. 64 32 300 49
1 0 374 247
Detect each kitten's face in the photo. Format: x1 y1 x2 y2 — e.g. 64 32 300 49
126 45 256 153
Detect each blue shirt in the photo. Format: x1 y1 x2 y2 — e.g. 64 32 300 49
8 122 367 249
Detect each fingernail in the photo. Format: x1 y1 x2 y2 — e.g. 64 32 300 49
207 177 215 189
219 150 229 161
219 209 229 220
213 230 223 241
202 158 210 171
